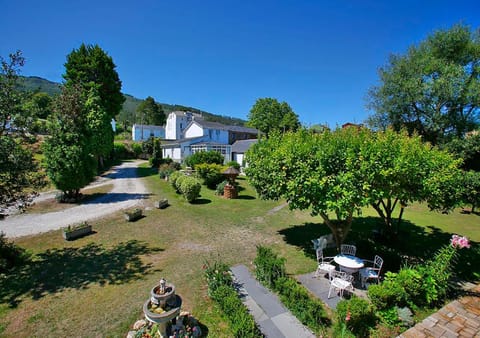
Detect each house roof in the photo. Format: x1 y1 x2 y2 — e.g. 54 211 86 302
231 139 258 153
188 119 258 134
161 136 205 148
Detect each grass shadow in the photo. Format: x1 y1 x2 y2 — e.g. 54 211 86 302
0 240 162 308
278 216 479 282
236 195 256 200
191 198 211 205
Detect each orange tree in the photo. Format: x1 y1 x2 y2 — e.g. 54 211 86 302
245 128 462 247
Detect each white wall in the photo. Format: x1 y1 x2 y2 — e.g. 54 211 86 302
184 123 204 138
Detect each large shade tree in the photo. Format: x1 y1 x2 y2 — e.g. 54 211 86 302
246 128 462 247
366 24 480 145
247 97 300 136
0 51 44 213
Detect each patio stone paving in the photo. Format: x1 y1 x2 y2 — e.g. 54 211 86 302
398 283 480 338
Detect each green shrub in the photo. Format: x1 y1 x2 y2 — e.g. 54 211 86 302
195 163 226 188
131 142 142 158
336 297 376 337
216 180 229 195
376 306 401 327
204 260 233 294
169 171 184 193
204 260 262 337
419 245 458 305
275 277 328 331
226 161 241 170
113 142 135 159
253 246 286 289
390 267 424 307
210 285 262 338
185 150 224 168
179 176 201 202
158 162 179 179
367 279 407 310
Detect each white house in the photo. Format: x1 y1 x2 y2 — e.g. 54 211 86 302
161 115 258 163
165 111 202 140
132 124 165 141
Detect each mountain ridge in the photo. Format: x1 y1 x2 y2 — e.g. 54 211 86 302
18 75 247 126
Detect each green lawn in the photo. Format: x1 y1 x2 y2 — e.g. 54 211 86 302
0 166 478 337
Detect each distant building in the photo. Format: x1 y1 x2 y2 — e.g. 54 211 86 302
231 139 258 167
161 112 258 163
132 124 165 141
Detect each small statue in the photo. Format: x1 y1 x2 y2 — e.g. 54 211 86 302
159 278 166 294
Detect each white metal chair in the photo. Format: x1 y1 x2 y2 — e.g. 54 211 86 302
328 270 354 298
314 248 336 279
360 255 384 287
341 244 357 256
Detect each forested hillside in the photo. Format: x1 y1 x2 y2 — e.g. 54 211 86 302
18 76 246 126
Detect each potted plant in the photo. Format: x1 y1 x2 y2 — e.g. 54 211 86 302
124 208 143 221
154 198 169 209
62 221 92 240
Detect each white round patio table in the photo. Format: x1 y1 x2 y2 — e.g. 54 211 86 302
334 254 364 274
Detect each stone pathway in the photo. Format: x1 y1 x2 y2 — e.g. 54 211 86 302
297 271 368 309
399 284 480 338
231 264 315 338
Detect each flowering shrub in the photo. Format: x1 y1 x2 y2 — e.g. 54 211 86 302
203 260 233 294
336 297 375 337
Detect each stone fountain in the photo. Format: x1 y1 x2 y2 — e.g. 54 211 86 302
143 278 182 337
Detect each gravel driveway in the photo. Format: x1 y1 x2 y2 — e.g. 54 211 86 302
0 160 150 238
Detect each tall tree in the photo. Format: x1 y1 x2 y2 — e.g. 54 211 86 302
85 87 113 168
246 129 369 248
367 24 480 145
0 51 44 214
0 51 27 136
43 85 96 201
136 96 165 125
247 98 300 136
63 43 125 120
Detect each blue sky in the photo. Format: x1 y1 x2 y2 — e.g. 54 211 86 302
2 1 479 127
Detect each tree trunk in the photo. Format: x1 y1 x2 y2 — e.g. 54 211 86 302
320 211 353 251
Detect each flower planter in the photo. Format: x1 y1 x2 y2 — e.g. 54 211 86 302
154 199 169 209
62 223 92 240
124 208 143 222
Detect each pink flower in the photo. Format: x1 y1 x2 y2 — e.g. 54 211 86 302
450 234 470 249
345 310 351 322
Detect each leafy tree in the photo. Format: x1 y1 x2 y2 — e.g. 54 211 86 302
247 98 300 136
136 96 165 126
63 43 125 120
0 50 28 136
442 132 480 171
246 129 369 248
43 85 96 201
461 171 480 213
367 24 480 145
184 150 224 168
85 87 113 168
25 92 52 120
359 129 462 234
0 136 44 213
246 128 462 247
0 50 45 214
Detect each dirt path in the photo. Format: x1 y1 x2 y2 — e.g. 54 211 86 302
0 160 150 238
